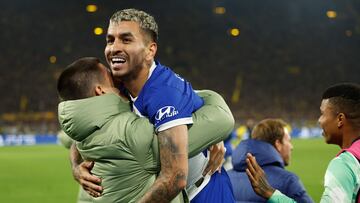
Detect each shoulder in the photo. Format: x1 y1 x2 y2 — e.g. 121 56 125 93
321 152 360 202
324 151 360 187
265 166 297 182
140 77 184 106
106 112 153 144
146 64 189 93
281 171 305 191
121 114 156 156
264 166 300 189
140 75 198 107
267 169 311 201
327 151 359 172
122 114 154 141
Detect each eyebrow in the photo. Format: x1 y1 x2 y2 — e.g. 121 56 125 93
120 32 134 38
107 32 134 39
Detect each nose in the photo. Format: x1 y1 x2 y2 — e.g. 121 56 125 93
109 39 123 54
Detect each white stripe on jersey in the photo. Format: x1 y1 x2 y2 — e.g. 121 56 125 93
130 61 157 117
157 117 193 132
129 61 156 103
132 104 144 117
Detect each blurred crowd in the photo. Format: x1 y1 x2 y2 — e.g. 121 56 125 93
1 0 359 135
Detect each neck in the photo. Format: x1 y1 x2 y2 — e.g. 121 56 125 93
124 65 150 98
341 128 360 148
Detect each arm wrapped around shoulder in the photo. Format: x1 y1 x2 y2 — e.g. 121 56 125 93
188 90 235 157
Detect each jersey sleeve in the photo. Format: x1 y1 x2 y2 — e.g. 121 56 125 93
144 86 199 132
268 190 297 203
320 152 359 203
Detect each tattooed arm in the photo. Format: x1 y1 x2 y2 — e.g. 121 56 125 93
138 125 188 203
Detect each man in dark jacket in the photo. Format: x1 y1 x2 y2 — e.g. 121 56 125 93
227 118 313 203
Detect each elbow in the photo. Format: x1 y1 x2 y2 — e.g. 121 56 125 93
173 170 187 193
227 112 235 131
162 170 187 197
175 178 187 192
219 110 235 140
170 180 186 197
204 89 235 134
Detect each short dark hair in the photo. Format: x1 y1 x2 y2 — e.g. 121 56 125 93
57 57 105 101
322 83 360 129
251 118 288 146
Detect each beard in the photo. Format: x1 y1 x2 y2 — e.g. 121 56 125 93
116 63 144 82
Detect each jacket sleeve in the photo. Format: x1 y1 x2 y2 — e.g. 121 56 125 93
187 90 235 157
285 175 314 203
125 114 160 171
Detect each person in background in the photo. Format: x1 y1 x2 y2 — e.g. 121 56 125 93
228 118 313 202
223 130 237 170
246 83 360 203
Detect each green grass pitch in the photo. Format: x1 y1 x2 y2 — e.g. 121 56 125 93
287 138 339 202
0 145 78 203
0 138 339 202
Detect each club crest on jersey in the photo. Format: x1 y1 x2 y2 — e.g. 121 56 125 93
155 106 179 121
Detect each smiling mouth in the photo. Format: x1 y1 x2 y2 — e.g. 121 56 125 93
110 56 126 67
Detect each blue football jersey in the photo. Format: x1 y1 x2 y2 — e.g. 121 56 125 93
132 61 203 131
130 61 235 203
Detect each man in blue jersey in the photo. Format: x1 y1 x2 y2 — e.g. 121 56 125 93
70 8 235 202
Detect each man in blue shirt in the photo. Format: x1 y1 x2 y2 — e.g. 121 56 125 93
71 8 235 202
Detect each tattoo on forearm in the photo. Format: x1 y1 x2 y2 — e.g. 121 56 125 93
158 131 184 154
138 129 188 203
143 170 187 202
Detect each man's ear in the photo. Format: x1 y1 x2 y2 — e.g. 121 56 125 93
274 139 282 152
337 113 345 128
145 42 157 61
95 85 105 96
